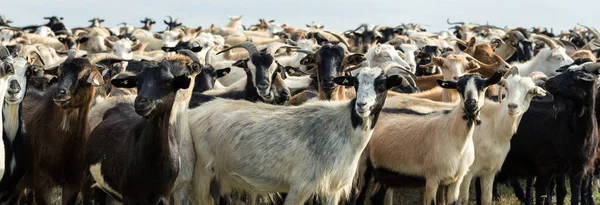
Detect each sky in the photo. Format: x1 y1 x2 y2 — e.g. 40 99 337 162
2 0 598 33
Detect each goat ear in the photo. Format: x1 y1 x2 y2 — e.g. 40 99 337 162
485 72 503 86
87 70 105 86
532 87 547 97
334 76 355 87
577 74 595 82
131 43 144 52
300 54 316 65
437 79 457 89
177 33 184 40
173 75 191 89
344 54 366 67
111 76 137 88
215 67 231 78
232 59 248 69
468 37 476 47
385 75 405 89
104 38 114 49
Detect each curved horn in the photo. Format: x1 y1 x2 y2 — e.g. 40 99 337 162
204 46 215 66
490 36 505 46
583 63 600 73
324 31 350 50
380 61 417 79
446 18 464 25
529 71 548 83
418 61 436 68
177 49 200 63
86 53 130 64
266 42 297 56
531 34 558 49
166 15 173 23
0 45 9 59
294 49 314 55
216 41 259 57
465 55 496 69
579 24 600 41
345 61 370 72
354 24 368 32
18 45 46 66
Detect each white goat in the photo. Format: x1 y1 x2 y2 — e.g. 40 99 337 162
364 43 411 74
189 66 405 205
398 43 418 71
512 34 574 77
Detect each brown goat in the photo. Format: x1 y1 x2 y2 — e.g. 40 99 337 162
571 50 598 62
23 52 127 205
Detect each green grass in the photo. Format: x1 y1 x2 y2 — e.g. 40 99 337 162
391 179 600 205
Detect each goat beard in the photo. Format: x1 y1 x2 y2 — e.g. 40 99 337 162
462 110 481 126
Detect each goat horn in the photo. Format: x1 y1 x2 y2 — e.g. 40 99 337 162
345 61 370 72
18 46 46 66
465 55 496 69
166 15 173 22
324 31 350 51
204 46 215 66
177 49 200 63
446 18 464 25
419 61 436 68
216 41 259 57
380 61 417 79
0 45 9 59
578 24 600 41
294 49 314 55
528 71 548 83
266 42 297 57
490 37 505 46
531 34 558 49
86 53 130 64
583 63 600 73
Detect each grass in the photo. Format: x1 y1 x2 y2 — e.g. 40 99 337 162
391 179 600 205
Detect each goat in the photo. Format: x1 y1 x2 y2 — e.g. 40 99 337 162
77 27 110 53
499 63 600 205
0 16 12 27
85 56 196 204
23 52 127 205
512 34 574 76
189 66 406 205
0 46 43 204
414 45 442 76
190 42 294 107
286 42 366 105
357 72 502 205
0 45 17 202
571 50 598 62
213 16 243 37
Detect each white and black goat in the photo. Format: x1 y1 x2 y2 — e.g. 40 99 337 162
189 66 406 205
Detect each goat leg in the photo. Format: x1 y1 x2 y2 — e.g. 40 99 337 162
570 173 584 205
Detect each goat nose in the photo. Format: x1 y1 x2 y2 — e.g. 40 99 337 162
357 102 367 107
508 103 518 109
465 99 477 106
8 81 20 94
453 76 459 81
257 84 269 90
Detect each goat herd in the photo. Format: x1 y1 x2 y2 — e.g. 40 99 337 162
0 15 599 205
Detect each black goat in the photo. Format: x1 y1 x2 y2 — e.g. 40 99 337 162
499 62 600 205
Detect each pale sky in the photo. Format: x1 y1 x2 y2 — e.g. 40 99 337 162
3 0 598 33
